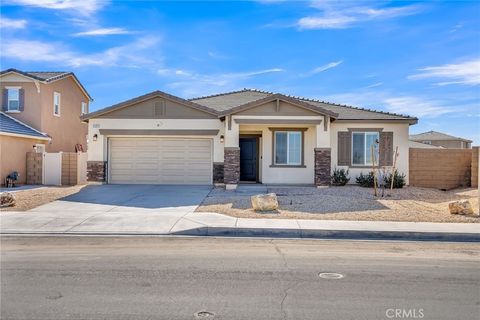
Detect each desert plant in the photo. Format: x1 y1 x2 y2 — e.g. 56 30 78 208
356 171 375 188
384 170 406 189
331 168 350 186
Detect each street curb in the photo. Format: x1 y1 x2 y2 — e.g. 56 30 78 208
2 227 479 242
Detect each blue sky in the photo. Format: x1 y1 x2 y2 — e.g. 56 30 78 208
1 0 479 143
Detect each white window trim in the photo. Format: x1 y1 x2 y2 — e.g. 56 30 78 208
53 92 61 117
34 144 45 153
5 86 21 112
351 131 379 166
274 131 302 166
81 101 87 115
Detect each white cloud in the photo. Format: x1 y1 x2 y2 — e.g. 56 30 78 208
158 68 284 97
6 0 107 15
408 58 480 86
1 36 161 68
73 28 132 36
310 60 343 74
365 82 383 88
382 96 455 118
297 2 423 29
0 16 27 29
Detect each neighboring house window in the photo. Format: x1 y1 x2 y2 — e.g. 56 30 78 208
81 102 87 115
7 88 20 111
53 92 61 116
352 132 379 166
34 144 45 153
422 140 432 145
274 131 302 165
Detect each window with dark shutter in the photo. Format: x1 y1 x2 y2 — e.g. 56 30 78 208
337 131 351 166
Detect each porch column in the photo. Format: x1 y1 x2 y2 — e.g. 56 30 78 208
315 117 331 186
224 116 240 189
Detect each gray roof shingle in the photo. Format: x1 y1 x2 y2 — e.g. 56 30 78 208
410 130 472 142
0 112 49 139
190 89 417 122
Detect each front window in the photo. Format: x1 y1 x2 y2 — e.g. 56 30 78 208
81 102 87 114
352 132 379 166
7 88 19 111
422 140 432 145
53 92 61 116
274 131 302 165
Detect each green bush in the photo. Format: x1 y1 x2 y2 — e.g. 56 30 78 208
356 172 375 188
384 170 406 189
331 168 350 186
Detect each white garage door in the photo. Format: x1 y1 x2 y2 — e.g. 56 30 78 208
109 138 212 184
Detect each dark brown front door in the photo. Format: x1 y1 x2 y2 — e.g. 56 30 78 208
239 137 257 181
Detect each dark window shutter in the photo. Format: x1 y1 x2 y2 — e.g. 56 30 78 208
19 88 25 111
2 89 8 111
379 131 393 166
337 131 351 166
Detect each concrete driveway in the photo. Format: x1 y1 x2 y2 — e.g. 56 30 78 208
1 185 212 234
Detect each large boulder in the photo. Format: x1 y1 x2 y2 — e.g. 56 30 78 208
251 193 279 211
448 200 474 215
0 192 16 208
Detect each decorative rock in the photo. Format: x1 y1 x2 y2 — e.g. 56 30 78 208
448 200 474 215
0 192 16 208
251 193 279 211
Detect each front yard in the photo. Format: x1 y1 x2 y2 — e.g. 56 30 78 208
196 185 479 223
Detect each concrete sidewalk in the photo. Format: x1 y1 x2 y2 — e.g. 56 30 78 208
2 208 479 241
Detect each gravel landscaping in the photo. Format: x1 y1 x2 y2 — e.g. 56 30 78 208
0 185 86 212
196 185 479 223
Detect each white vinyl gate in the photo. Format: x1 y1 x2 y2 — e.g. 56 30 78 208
109 138 213 184
43 152 62 186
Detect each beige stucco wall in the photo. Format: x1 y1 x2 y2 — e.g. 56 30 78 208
0 74 89 153
87 118 225 163
0 135 46 185
39 77 88 152
330 121 411 184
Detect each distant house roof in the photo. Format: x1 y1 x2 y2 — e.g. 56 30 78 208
410 130 472 143
190 89 417 123
0 112 50 140
409 141 443 149
0 68 92 101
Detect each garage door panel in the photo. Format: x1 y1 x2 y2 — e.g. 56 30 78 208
109 138 212 184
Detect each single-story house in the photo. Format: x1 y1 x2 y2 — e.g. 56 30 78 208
0 112 50 184
81 89 417 188
410 130 473 149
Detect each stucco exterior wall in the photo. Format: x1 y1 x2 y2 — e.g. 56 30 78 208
330 121 410 184
0 135 46 185
0 80 42 129
39 77 88 152
87 118 225 163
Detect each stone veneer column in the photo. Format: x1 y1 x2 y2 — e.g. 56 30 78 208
314 148 331 186
213 162 225 184
224 147 240 189
87 161 106 183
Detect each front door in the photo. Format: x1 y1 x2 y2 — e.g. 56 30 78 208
239 137 257 182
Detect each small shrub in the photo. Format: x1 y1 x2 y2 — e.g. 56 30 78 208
384 170 406 189
331 168 350 186
356 172 375 188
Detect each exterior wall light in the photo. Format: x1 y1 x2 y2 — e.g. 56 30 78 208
220 135 224 143
93 134 98 141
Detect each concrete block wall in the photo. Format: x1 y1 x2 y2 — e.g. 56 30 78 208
61 152 78 186
409 148 472 190
472 147 479 188
26 152 43 185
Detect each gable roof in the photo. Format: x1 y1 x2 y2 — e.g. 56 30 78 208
410 130 472 143
80 90 220 121
0 68 92 101
0 112 50 140
409 141 444 149
191 89 417 124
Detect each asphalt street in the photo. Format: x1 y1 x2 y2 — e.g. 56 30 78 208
1 236 479 320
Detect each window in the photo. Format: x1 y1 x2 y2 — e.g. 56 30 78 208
7 88 20 111
53 92 61 116
34 144 45 153
352 132 379 166
274 131 302 166
81 102 87 115
422 140 432 145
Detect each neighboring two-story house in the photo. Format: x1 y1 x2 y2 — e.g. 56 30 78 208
410 131 473 149
0 68 92 184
